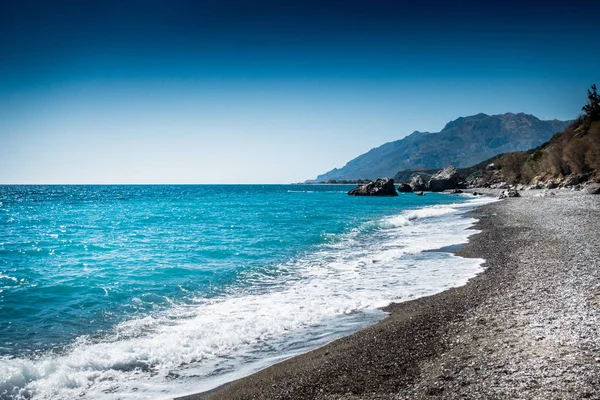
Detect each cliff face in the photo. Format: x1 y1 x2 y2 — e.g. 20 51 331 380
313 113 571 181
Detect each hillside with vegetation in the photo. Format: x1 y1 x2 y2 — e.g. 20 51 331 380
471 85 600 188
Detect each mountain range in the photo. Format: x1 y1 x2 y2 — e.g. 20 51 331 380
312 113 571 182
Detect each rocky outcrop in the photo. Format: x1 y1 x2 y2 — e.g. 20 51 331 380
397 183 413 193
415 191 424 196
560 174 584 188
348 178 398 196
428 166 460 192
585 183 600 194
499 188 521 199
519 173 597 191
409 175 427 191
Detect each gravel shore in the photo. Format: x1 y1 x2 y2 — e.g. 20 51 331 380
181 191 600 400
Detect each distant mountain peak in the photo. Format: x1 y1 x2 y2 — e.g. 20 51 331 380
311 112 572 182
441 113 489 131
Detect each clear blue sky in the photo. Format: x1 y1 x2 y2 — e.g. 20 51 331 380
1 0 598 183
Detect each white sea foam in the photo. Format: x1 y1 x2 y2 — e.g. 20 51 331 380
0 274 18 283
0 195 496 400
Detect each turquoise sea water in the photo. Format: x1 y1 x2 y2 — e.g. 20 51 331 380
0 185 493 399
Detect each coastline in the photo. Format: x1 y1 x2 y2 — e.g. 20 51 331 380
179 190 600 399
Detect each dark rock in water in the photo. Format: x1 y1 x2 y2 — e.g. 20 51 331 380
415 191 424 196
409 175 427 192
348 178 398 196
499 188 521 199
585 183 600 195
472 191 481 196
428 166 460 192
397 183 413 193
449 189 463 194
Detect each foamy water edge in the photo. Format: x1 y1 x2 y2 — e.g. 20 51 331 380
0 194 497 400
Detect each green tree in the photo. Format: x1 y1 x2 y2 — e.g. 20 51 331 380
582 84 600 122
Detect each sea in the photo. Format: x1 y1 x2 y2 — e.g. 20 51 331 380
0 185 494 399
